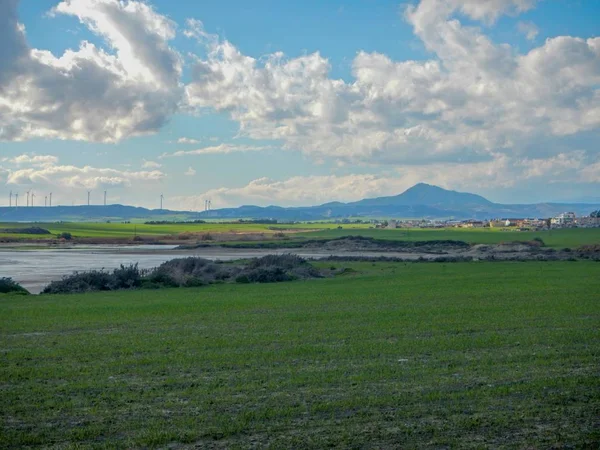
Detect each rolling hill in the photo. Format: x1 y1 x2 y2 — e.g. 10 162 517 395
1 183 598 221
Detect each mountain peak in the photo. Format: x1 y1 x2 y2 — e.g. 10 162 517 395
403 183 443 193
396 183 492 206
348 183 493 208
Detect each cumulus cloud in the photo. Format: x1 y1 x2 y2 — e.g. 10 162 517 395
0 152 166 207
142 159 162 169
517 21 539 41
581 161 600 183
6 164 164 189
0 167 9 185
160 144 271 158
184 0 599 169
2 154 59 166
1 0 598 205
0 0 182 142
437 0 537 24
177 137 200 144
169 152 596 209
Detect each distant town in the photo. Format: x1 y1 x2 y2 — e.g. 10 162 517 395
328 211 600 230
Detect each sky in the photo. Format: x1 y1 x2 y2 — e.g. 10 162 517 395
1 0 599 210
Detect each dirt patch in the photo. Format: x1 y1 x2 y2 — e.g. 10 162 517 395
265 237 598 262
303 236 470 254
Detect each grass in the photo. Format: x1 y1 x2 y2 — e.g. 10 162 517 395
297 227 600 248
0 221 370 241
1 261 599 448
0 221 599 249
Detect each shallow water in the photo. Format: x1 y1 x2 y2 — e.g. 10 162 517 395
0 245 423 294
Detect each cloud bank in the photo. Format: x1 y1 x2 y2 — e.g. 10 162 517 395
1 0 598 206
0 0 182 143
0 153 165 205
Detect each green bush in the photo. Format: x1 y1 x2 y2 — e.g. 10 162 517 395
42 264 141 294
247 254 307 270
0 278 29 295
532 237 545 246
236 254 321 283
238 267 292 283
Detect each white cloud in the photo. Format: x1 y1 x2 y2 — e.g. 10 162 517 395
184 0 599 171
184 166 196 176
0 154 166 207
0 167 9 185
168 153 596 209
142 159 162 169
5 163 165 190
177 137 200 144
0 0 597 203
581 161 600 183
0 0 182 142
446 0 537 23
517 21 539 41
2 154 59 166
160 144 271 158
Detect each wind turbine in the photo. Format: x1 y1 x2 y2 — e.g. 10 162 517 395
49 192 52 207
160 194 164 210
26 190 30 207
87 190 91 206
31 191 35 207
9 191 12 207
104 190 107 206
15 193 19 208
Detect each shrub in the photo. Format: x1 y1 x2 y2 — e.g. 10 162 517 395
111 264 142 289
43 270 113 294
183 277 206 287
238 267 292 283
42 264 141 294
0 278 29 295
57 232 73 240
235 275 250 283
532 237 545 246
144 271 179 288
247 254 307 270
238 254 321 283
0 227 51 235
150 257 238 287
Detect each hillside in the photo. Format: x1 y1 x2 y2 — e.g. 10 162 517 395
0 205 199 223
198 183 600 220
1 184 599 221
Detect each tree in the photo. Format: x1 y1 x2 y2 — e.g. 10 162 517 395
591 210 600 218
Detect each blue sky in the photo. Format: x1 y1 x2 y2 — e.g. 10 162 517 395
1 0 599 209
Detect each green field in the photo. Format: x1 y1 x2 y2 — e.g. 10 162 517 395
0 221 371 240
1 221 600 249
1 262 599 448
297 227 600 248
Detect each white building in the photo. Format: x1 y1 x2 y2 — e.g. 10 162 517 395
551 212 576 226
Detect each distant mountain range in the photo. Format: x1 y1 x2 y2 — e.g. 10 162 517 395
1 183 599 222
0 205 196 223
195 183 600 220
